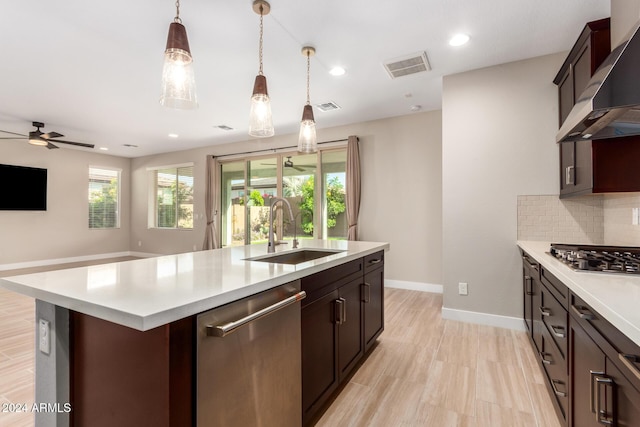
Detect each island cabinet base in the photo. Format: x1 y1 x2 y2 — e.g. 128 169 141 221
70 312 194 427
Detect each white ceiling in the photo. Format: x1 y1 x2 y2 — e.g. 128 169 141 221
0 0 610 158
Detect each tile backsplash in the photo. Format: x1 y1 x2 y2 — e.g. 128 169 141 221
518 194 640 246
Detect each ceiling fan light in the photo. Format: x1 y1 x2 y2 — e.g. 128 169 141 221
298 105 317 153
160 20 198 109
28 133 47 146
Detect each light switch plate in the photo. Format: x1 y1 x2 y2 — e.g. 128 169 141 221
39 319 50 355
633 208 639 226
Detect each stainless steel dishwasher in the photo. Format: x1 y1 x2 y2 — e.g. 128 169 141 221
197 280 305 427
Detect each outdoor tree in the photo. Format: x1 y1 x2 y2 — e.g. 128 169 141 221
299 175 345 235
88 179 118 228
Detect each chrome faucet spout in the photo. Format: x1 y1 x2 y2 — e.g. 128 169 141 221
267 197 295 253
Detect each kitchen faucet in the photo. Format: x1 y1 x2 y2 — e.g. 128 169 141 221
268 197 295 253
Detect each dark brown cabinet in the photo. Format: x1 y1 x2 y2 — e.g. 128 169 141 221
521 250 569 424
301 254 384 425
554 18 610 198
569 294 640 427
363 252 384 353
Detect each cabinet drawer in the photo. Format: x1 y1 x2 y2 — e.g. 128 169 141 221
363 251 384 273
540 266 569 308
540 286 568 360
541 325 568 421
570 292 640 392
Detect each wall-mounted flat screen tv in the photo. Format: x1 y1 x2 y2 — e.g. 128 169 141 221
0 164 47 211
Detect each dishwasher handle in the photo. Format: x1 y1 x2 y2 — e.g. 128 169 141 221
206 291 306 338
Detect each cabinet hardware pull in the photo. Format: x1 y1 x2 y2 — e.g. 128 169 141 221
539 306 551 317
369 259 381 264
362 283 371 303
539 352 553 365
589 371 604 413
521 256 539 271
340 298 347 324
551 379 567 397
335 299 344 325
524 276 534 296
571 304 595 320
550 325 566 338
619 353 640 381
206 291 306 337
595 375 614 425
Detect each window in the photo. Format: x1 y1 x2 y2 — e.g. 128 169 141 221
88 167 120 229
154 165 194 229
220 149 347 246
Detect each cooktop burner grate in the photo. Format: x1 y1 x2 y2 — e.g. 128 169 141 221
549 244 640 274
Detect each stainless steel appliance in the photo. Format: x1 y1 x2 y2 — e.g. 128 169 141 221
197 281 305 426
549 243 640 274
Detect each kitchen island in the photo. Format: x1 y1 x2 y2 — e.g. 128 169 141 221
0 239 389 427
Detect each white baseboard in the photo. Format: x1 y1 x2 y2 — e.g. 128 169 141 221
0 251 158 272
441 307 526 331
385 279 443 294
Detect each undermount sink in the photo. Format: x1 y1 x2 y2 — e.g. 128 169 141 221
244 249 344 265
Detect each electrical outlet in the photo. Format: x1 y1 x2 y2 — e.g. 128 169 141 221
633 208 639 226
458 282 468 296
39 319 50 355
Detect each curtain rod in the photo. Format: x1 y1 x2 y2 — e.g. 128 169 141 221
212 137 354 159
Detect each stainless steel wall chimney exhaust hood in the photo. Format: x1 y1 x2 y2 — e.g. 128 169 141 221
557 20 640 143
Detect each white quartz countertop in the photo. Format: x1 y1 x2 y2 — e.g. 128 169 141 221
517 241 640 347
0 240 389 331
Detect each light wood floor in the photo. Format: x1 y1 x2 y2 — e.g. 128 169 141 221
0 285 560 427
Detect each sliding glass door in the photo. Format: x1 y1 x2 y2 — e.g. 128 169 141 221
220 149 347 247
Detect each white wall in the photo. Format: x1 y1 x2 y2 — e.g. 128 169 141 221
0 143 131 265
611 0 640 48
129 111 443 286
442 53 563 318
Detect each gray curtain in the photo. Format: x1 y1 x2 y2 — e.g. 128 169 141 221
346 136 361 241
202 155 220 250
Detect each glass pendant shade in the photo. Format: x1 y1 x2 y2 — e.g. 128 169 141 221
298 104 317 153
248 75 274 137
160 22 198 109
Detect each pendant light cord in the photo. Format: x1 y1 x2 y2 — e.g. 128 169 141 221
306 51 311 106
258 6 264 75
174 0 182 23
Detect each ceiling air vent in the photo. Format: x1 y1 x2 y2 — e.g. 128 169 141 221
316 101 341 112
214 125 234 131
383 51 431 79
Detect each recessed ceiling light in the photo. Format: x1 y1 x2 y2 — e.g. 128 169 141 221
168 133 179 138
449 33 470 46
99 147 109 151
329 67 346 76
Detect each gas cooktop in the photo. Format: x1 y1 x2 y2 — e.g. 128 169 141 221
549 243 640 274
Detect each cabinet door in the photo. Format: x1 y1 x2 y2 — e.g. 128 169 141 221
570 320 605 427
574 139 593 195
363 266 384 353
560 142 576 195
605 358 640 427
338 278 364 380
558 67 574 125
301 289 339 423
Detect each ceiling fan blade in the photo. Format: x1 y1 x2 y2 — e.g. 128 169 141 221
0 130 27 137
49 139 95 149
0 136 27 139
46 142 59 150
294 166 306 172
41 131 63 139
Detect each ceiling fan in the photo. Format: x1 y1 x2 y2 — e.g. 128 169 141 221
0 121 95 150
261 157 314 172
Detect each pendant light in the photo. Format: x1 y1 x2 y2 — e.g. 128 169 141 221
160 0 198 109
298 46 317 153
248 0 274 138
